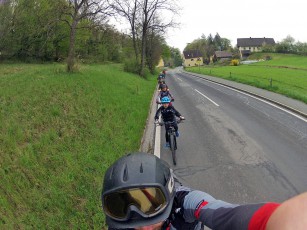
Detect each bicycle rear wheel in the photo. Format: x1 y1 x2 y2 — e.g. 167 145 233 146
170 134 177 165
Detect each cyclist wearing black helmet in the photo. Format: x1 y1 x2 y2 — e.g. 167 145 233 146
156 84 174 105
155 97 184 147
102 152 307 230
158 82 169 91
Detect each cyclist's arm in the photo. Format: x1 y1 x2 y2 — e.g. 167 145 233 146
168 92 174 99
154 107 162 120
156 93 161 103
171 107 181 117
266 192 307 230
182 190 280 230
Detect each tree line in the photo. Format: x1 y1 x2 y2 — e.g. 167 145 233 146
0 0 182 76
266 35 307 55
184 33 233 63
184 33 307 63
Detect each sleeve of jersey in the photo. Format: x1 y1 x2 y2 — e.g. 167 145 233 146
172 107 181 117
154 107 161 120
156 93 161 102
182 190 279 230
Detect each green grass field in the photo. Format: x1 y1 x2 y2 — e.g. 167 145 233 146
0 63 156 228
186 53 307 104
249 53 307 69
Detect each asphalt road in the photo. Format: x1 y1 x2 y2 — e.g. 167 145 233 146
158 69 307 204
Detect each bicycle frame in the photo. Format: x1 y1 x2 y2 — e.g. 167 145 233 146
157 119 183 165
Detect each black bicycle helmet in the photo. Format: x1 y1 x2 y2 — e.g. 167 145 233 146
102 152 175 228
160 84 167 89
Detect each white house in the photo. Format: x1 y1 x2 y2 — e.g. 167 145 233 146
237 37 275 58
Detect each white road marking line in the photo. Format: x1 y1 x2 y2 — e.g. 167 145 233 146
205 80 307 123
154 124 161 158
177 78 183 82
195 89 219 107
154 104 161 158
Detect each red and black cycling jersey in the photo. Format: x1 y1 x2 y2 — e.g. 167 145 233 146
161 179 280 230
155 105 181 122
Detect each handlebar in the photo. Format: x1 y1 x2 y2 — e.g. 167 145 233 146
155 118 185 126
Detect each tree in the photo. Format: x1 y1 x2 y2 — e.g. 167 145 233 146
111 0 179 76
170 47 182 67
296 41 307 55
0 0 68 61
220 38 231 51
282 35 295 45
146 31 163 73
110 0 140 62
183 33 233 63
139 0 179 76
276 35 296 54
59 0 113 72
213 33 222 50
0 0 13 59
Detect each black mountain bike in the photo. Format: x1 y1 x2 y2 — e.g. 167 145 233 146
158 118 184 165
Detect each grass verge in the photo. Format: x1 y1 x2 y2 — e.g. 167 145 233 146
0 63 156 228
186 53 307 104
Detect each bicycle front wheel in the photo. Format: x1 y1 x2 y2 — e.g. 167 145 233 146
170 134 177 165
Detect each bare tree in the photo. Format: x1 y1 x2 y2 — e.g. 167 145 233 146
111 0 140 62
112 0 179 76
139 0 179 76
59 0 113 72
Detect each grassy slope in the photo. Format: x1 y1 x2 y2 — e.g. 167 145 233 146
186 53 307 103
0 64 156 228
249 53 307 69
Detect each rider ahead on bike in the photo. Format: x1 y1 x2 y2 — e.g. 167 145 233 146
102 152 307 230
157 72 165 82
156 84 174 105
155 97 184 147
158 81 169 91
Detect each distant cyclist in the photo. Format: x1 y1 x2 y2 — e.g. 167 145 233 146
156 84 174 105
154 97 184 147
158 80 168 91
157 72 165 82
162 69 166 76
102 152 307 230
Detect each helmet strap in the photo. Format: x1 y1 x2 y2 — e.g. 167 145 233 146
162 219 170 229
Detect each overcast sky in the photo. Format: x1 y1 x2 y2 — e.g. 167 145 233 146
111 0 307 52
166 0 307 51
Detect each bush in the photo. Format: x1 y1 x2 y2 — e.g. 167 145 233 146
142 67 151 79
231 59 239 66
265 55 272 60
123 59 140 74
